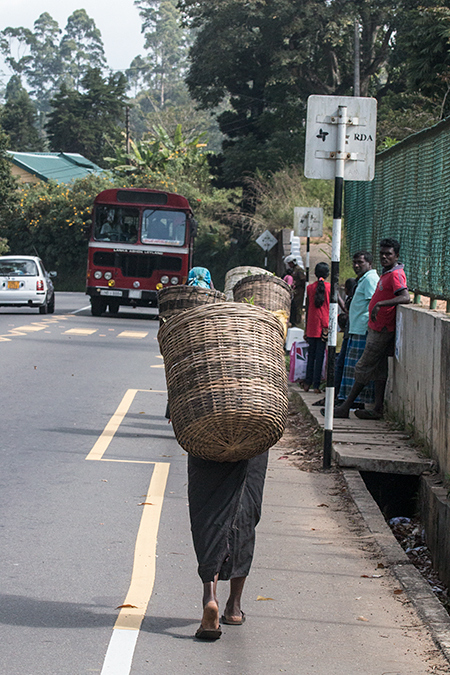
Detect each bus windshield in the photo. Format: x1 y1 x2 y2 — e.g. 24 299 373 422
94 206 139 243
141 209 186 246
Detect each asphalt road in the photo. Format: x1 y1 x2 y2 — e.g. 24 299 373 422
0 293 191 674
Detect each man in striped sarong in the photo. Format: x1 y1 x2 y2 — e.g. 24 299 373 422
337 251 379 405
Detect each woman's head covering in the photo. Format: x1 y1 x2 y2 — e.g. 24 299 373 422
284 254 305 270
187 266 212 288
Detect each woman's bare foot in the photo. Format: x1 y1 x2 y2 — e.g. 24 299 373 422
201 600 220 631
222 576 246 624
195 600 222 640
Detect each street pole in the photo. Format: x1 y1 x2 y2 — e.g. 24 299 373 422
125 106 131 155
305 212 312 283
323 105 347 469
354 19 361 97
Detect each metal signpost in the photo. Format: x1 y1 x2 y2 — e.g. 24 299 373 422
304 95 377 469
294 207 323 283
256 229 278 267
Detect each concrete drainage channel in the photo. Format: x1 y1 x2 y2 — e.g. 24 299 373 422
294 386 450 663
344 469 450 662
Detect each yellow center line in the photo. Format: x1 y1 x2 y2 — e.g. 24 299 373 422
86 388 172 673
97 459 162 465
15 325 46 332
64 328 98 336
116 331 148 339
114 462 170 631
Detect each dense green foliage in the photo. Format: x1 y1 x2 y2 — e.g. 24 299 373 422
105 123 210 188
1 76 43 151
45 68 127 166
178 0 414 182
0 128 18 221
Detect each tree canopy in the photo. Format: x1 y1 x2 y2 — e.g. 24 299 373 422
0 10 106 114
178 0 432 183
1 75 43 151
45 68 127 166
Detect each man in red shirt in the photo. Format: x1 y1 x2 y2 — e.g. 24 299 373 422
333 238 410 419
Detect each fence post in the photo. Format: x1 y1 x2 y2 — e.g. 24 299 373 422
413 292 421 304
430 297 437 310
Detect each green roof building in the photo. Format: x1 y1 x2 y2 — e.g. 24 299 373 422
7 151 104 185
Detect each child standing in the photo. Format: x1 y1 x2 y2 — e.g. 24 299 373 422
302 262 330 393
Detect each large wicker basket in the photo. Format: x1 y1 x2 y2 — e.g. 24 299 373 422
233 274 292 338
158 303 288 462
223 266 271 300
233 274 292 312
158 285 226 321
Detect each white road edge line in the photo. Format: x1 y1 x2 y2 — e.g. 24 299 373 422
100 462 170 675
72 305 92 314
100 630 139 675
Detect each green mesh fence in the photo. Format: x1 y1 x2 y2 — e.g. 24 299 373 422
344 117 450 299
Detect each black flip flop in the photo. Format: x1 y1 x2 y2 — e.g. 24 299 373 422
221 611 246 626
355 409 382 420
195 626 222 640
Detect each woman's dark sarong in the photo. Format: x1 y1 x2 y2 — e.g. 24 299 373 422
188 452 268 583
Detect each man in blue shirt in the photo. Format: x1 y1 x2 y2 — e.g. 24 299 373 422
337 251 379 405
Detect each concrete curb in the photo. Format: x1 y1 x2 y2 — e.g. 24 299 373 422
343 468 450 665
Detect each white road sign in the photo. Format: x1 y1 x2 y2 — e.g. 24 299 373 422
256 230 277 251
294 207 323 237
304 95 377 181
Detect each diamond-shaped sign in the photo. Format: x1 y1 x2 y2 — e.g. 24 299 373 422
256 230 277 251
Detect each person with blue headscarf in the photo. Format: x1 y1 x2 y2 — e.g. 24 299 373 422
170 265 267 641
188 267 214 289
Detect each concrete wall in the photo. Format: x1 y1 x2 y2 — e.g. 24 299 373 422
387 305 450 475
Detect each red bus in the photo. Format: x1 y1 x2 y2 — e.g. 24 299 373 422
86 188 196 316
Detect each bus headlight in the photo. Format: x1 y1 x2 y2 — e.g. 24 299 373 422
108 279 116 287
104 271 112 280
160 275 169 284
94 270 102 279
170 276 179 285
156 283 163 290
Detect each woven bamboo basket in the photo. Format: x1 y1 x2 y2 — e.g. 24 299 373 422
223 266 271 300
233 274 292 338
158 285 227 321
158 303 288 462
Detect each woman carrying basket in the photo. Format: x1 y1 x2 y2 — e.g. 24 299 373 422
185 267 269 640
